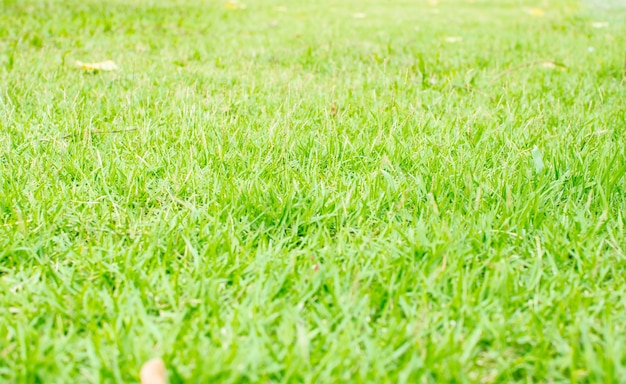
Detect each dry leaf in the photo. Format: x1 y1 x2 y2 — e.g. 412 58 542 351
225 1 246 10
76 60 118 72
525 8 544 16
140 358 167 384
330 102 337 116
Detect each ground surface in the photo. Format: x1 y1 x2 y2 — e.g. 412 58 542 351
1 0 626 382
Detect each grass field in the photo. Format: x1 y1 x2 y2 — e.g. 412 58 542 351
1 0 626 382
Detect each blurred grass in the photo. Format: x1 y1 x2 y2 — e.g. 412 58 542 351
1 0 626 382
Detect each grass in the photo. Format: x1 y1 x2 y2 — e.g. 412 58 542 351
1 0 626 382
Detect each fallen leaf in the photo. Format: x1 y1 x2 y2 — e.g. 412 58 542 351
75 60 118 72
140 358 167 384
525 8 544 16
490 60 566 83
330 102 337 116
591 21 608 28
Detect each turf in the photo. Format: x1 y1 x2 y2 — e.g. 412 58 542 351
1 0 626 382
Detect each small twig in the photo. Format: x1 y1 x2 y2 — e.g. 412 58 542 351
451 84 489 97
92 128 138 135
490 60 565 84
40 136 69 148
58 127 138 140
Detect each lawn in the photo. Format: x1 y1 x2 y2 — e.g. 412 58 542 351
1 0 626 382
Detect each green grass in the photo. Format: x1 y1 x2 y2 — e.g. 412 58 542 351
1 0 626 382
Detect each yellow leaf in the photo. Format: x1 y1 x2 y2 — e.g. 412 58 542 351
140 358 167 384
75 60 118 72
